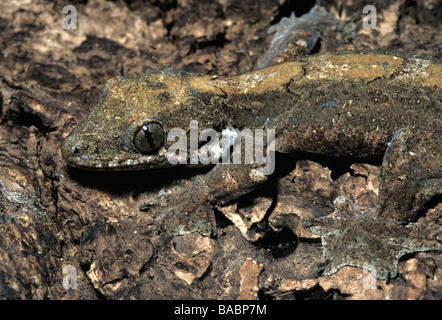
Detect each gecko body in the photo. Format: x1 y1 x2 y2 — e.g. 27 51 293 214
62 51 441 279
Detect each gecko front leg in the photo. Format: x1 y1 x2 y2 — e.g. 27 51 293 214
304 127 442 279
140 162 270 236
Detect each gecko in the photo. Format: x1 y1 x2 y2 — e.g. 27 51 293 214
61 7 441 279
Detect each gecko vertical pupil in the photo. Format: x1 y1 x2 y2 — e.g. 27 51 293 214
133 121 165 153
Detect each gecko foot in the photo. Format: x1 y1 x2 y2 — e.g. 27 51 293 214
304 195 441 280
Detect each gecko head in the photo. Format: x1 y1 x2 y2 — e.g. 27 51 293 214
62 66 224 170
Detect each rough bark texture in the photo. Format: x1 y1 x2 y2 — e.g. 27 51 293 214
0 0 440 299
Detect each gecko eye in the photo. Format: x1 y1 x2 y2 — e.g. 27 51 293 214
133 121 166 153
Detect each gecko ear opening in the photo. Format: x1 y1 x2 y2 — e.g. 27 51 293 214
132 120 166 154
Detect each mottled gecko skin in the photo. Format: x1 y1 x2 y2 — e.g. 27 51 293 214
63 51 441 168
62 51 442 279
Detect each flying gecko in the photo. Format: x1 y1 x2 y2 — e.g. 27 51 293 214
62 7 441 280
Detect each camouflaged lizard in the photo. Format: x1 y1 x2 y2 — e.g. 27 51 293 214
62 50 441 279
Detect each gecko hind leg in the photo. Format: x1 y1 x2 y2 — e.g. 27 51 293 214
304 127 442 279
375 127 442 223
